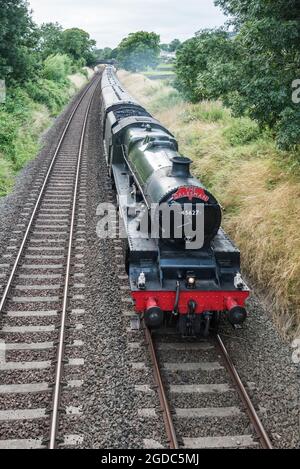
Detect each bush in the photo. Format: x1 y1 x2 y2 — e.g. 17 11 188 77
42 54 72 82
174 31 234 102
26 79 70 115
0 157 14 196
4 88 33 123
276 107 300 152
13 128 39 171
223 118 261 146
0 110 18 162
71 58 87 73
81 67 89 79
0 85 45 172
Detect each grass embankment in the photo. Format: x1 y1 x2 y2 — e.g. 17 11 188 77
118 70 300 339
0 67 93 196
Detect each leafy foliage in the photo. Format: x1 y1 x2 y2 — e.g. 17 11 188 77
174 30 233 102
168 39 181 52
0 1 97 196
42 54 72 82
117 32 160 72
94 47 114 61
38 22 64 60
174 1 300 150
0 3 97 85
0 87 42 193
160 39 181 53
223 118 260 146
0 0 39 84
182 101 228 123
61 28 96 66
26 79 71 116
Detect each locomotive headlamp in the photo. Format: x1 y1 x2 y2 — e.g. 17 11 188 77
137 272 146 290
186 273 196 289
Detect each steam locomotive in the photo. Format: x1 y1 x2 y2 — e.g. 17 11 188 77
101 66 249 336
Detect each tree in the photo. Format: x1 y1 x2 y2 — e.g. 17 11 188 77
160 39 181 53
61 28 96 65
94 47 113 61
174 2 300 149
39 22 63 60
215 0 300 23
160 43 169 52
214 0 300 149
0 0 39 84
169 39 181 52
117 31 160 72
174 30 232 102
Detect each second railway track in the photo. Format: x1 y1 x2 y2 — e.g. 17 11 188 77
0 72 102 449
142 325 273 449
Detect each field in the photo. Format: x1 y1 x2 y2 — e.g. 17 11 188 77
143 62 175 80
118 70 300 340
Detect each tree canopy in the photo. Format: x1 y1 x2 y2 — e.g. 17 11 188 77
174 1 300 150
95 47 114 61
38 22 64 60
160 39 181 53
61 28 96 66
117 31 160 72
0 0 39 83
0 2 97 85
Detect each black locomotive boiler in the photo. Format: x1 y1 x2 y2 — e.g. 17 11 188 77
101 66 249 336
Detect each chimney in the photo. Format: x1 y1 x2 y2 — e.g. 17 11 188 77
171 156 192 178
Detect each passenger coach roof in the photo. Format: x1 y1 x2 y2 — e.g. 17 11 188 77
101 66 139 107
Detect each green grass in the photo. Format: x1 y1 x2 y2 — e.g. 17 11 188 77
143 62 175 80
148 89 182 113
223 117 261 145
182 101 230 123
157 62 174 70
0 92 50 196
144 69 175 76
0 69 89 197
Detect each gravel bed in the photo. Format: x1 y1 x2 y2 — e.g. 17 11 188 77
0 392 52 411
174 415 251 438
172 392 241 408
0 420 49 439
0 332 56 344
0 370 54 385
1 316 58 327
162 370 229 385
4 302 62 312
220 296 299 448
4 350 56 363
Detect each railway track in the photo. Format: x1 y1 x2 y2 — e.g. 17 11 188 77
106 178 274 450
143 325 273 449
0 72 102 449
